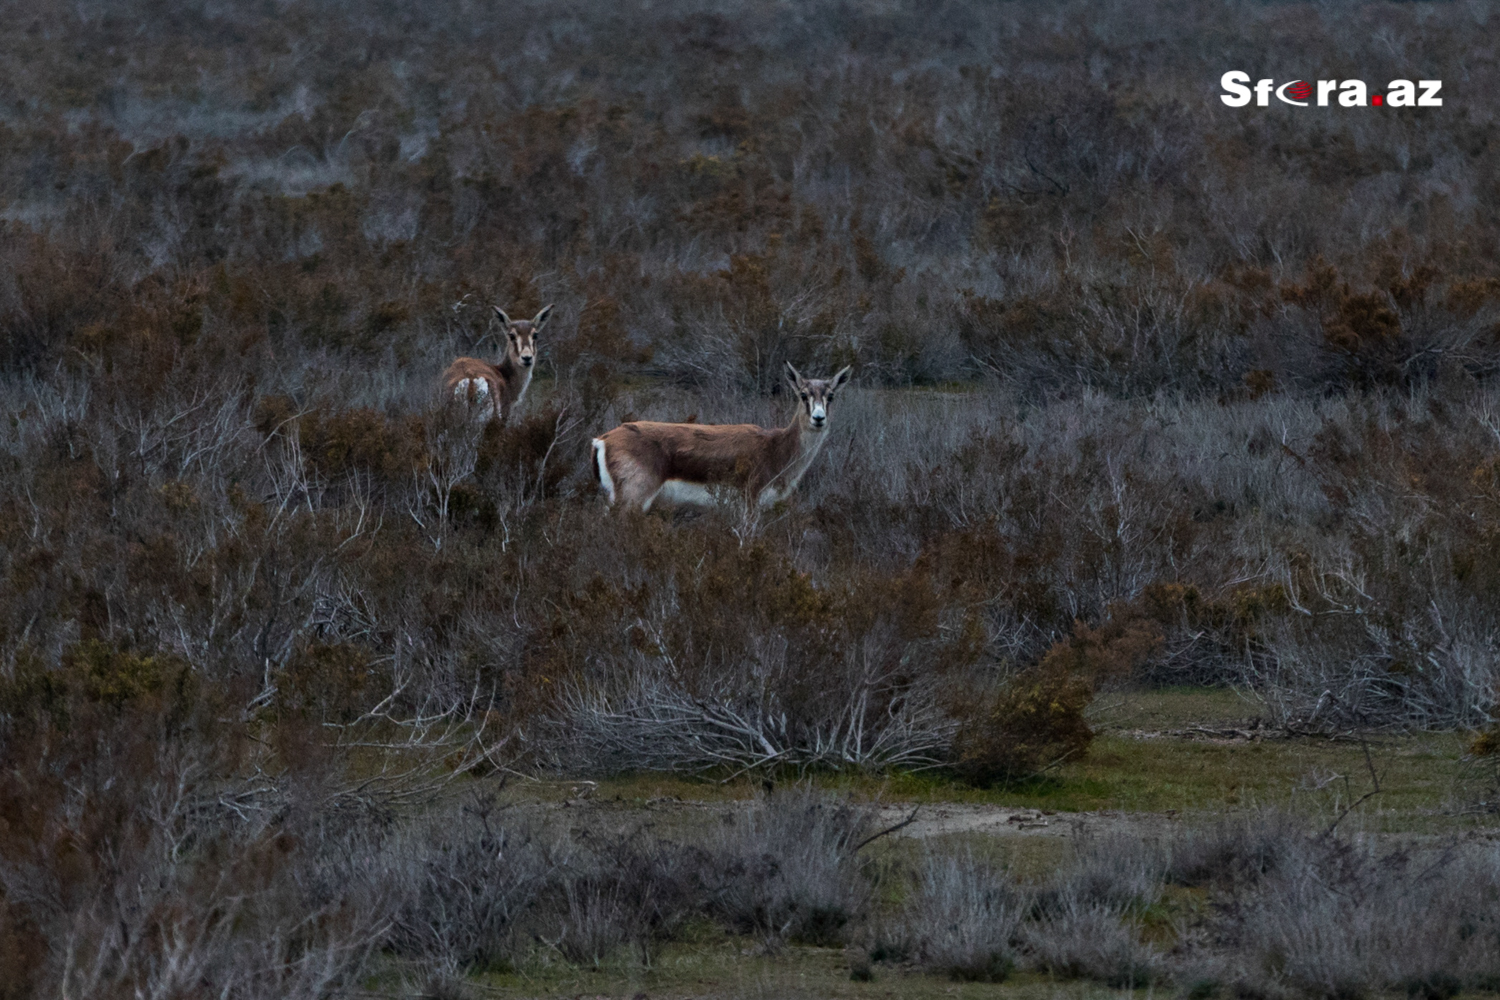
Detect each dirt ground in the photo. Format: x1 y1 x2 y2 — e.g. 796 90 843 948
517 780 1181 845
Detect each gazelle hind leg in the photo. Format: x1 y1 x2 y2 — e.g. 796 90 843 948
621 477 661 510
615 464 661 511
595 446 658 510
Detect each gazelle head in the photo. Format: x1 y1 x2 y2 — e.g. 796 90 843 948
785 361 852 432
493 304 553 369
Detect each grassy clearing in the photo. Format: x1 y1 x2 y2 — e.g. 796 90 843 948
427 941 1145 1000
845 730 1469 823
1089 685 1266 729
548 689 1474 834
544 738 1470 819
445 689 1489 1000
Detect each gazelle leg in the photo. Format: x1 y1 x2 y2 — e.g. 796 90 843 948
612 464 660 511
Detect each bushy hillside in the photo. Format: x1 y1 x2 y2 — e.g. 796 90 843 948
2 2 1500 995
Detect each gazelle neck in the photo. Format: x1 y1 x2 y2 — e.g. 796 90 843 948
494 348 533 400
758 411 830 507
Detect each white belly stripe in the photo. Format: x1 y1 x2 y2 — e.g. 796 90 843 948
655 479 720 507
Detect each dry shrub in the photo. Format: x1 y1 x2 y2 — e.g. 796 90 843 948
1039 608 1165 688
0 641 380 1000
881 818 1500 993
948 662 1094 785
276 641 380 723
551 877 631 966
254 396 424 489
378 788 881 970
1211 835 1500 998
476 403 578 502
1019 831 1170 987
456 821 713 971
1468 722 1500 799
705 789 876 948
882 851 1024 982
1277 258 1488 390
1023 900 1165 988
1052 831 1172 915
533 526 968 774
945 597 1169 785
1167 810 1310 889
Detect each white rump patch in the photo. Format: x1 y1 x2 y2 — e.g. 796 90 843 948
453 377 490 402
592 438 616 504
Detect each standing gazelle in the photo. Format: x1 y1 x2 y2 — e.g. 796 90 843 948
592 362 852 511
444 304 553 424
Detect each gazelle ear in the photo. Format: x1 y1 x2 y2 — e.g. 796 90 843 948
492 306 513 327
830 365 852 392
784 360 804 392
532 304 554 331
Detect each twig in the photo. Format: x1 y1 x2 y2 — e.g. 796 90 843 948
853 804 921 851
1322 738 1383 838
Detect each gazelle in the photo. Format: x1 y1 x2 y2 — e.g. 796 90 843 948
444 304 553 424
592 362 852 511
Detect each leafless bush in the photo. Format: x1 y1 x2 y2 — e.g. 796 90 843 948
885 851 1025 982
1023 898 1166 989
547 828 709 967
0 733 385 1000
1453 736 1500 817
548 657 954 775
379 796 559 972
1208 835 1500 997
1167 809 1311 889
1019 831 1170 987
1059 831 1171 912
548 877 631 966
1247 546 1500 731
704 789 877 947
52 885 374 1000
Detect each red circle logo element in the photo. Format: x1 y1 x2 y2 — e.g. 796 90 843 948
1373 94 1385 106
1286 80 1312 101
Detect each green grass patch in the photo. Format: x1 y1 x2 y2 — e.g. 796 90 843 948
512 733 1471 833
1088 686 1266 730
495 689 1476 836
819 732 1470 829
456 938 1149 999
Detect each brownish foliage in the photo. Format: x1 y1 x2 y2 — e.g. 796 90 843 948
949 663 1096 785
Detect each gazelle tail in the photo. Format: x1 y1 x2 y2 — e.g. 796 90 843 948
591 438 616 504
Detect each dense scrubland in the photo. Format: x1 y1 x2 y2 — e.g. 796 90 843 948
3 0 1500 995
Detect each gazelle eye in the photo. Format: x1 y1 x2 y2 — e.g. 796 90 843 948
799 393 809 401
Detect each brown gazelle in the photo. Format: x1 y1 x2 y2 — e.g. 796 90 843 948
592 362 852 511
444 304 553 423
